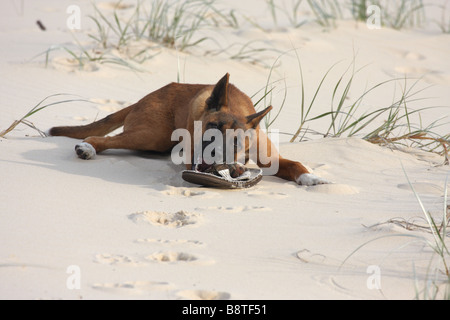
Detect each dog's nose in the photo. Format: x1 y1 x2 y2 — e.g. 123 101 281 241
201 139 225 164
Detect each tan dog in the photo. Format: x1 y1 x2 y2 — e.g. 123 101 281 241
49 73 328 186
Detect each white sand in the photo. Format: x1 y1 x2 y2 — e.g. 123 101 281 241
1 0 449 300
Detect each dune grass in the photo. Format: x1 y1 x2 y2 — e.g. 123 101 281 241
342 170 449 299
251 47 449 164
264 0 309 29
405 172 449 297
435 2 450 33
0 94 91 138
246 0 341 31
38 0 230 71
349 0 425 29
306 0 342 28
206 39 281 68
259 0 428 31
35 0 449 72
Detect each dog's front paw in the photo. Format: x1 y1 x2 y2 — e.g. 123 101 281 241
75 142 96 160
296 173 329 186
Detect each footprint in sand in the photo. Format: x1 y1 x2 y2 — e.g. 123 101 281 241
92 281 175 296
68 99 129 122
72 116 90 122
394 65 435 77
94 251 213 266
93 253 143 266
389 65 445 85
397 182 447 196
294 249 342 267
386 49 447 84
404 52 426 61
391 49 426 61
177 290 231 300
135 239 205 247
147 252 214 266
97 105 122 113
306 183 359 195
128 210 201 228
161 187 220 199
90 98 130 113
294 249 327 264
195 206 271 213
52 57 99 73
147 252 197 263
245 190 289 199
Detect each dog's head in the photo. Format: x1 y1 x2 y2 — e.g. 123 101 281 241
196 73 272 167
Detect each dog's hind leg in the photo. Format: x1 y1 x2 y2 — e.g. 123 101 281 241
75 129 175 159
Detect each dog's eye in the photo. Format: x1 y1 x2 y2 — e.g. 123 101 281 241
207 122 218 129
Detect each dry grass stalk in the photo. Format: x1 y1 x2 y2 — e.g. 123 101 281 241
367 132 450 165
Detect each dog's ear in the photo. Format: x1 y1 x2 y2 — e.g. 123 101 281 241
246 106 273 129
206 73 230 111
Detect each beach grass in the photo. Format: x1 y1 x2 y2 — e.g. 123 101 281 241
37 0 229 71
342 170 450 299
34 0 449 72
406 172 449 299
250 45 449 163
260 0 427 31
349 0 425 29
0 94 91 138
278 50 450 164
435 2 450 33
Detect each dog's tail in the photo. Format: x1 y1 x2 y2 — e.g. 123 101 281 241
49 104 134 139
